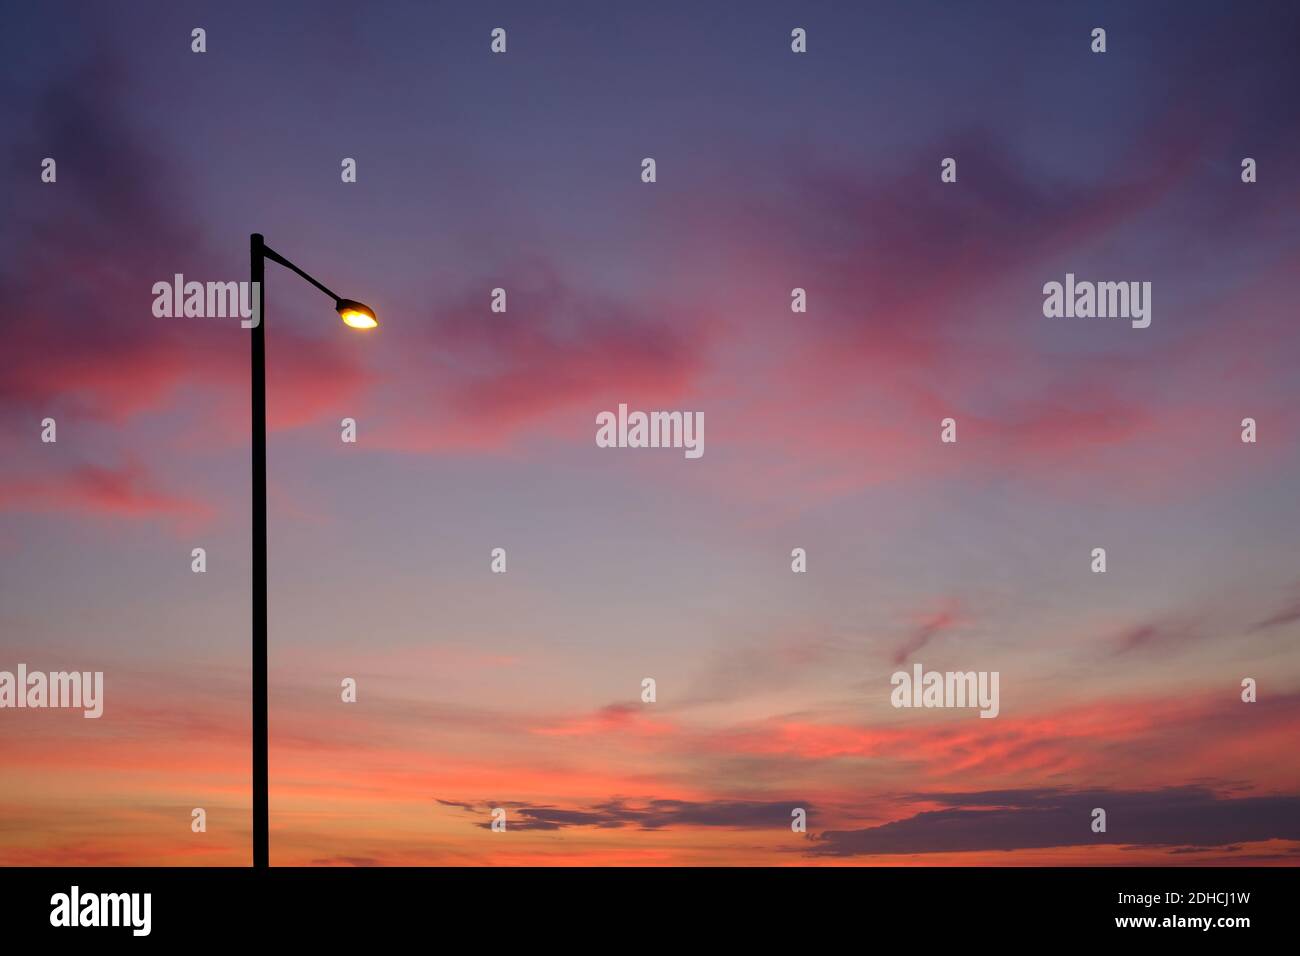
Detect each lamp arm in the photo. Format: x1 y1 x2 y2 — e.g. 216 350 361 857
262 245 343 303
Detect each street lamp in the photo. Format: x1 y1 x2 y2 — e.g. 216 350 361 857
249 233 377 868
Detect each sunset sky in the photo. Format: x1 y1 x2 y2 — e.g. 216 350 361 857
2 0 1298 866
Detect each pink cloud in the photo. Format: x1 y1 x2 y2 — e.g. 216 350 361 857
0 458 214 531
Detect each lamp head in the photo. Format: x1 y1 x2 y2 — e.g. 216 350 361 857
336 299 378 330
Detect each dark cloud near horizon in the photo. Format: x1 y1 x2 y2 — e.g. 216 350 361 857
309 855 380 867
811 786 1300 856
440 797 810 832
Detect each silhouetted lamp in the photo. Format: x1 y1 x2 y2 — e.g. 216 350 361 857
248 233 377 868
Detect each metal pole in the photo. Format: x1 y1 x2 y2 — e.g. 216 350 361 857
250 233 269 868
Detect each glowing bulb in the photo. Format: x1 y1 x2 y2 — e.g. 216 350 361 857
340 309 377 329
336 299 378 329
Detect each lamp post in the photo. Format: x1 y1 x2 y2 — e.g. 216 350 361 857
249 233 377 868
